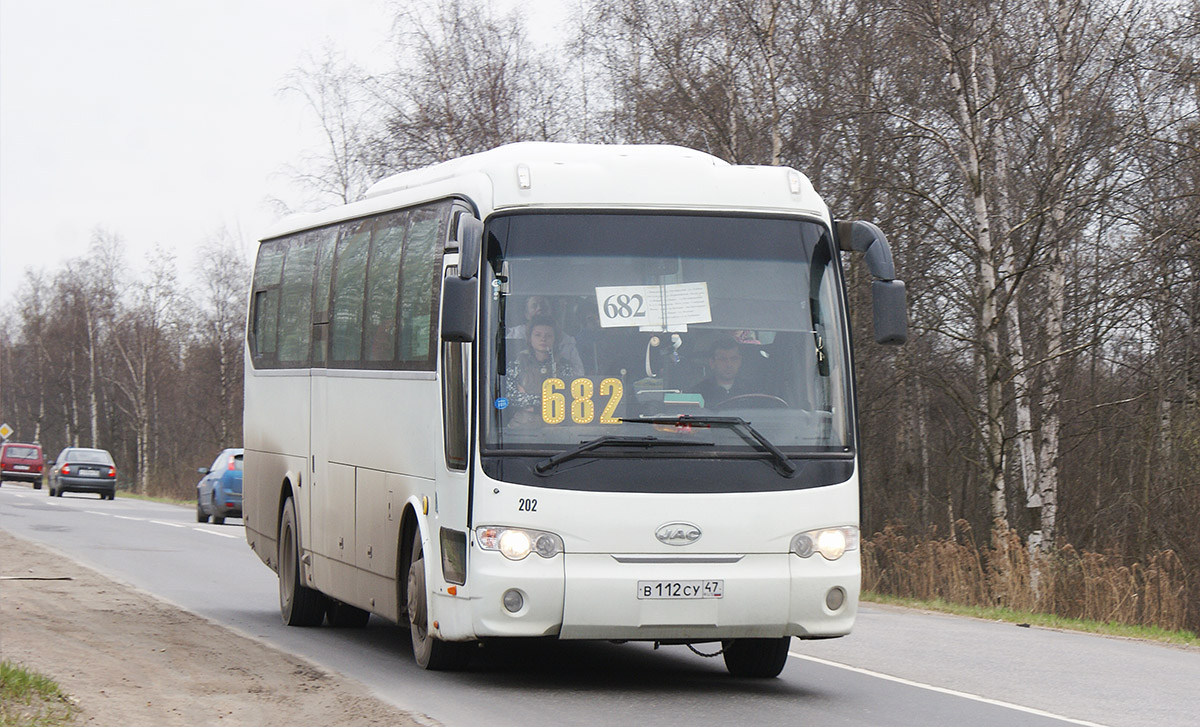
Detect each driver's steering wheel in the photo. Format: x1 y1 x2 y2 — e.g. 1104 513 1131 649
713 394 789 410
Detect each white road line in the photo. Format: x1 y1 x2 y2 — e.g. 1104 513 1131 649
84 511 110 516
151 520 186 528
194 528 239 539
788 652 1110 727
112 515 144 521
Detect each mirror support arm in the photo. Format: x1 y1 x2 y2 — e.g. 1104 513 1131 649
836 220 896 281
835 219 908 346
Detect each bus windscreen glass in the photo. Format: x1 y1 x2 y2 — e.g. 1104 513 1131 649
481 213 852 471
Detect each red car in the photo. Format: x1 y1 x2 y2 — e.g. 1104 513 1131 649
1 442 45 488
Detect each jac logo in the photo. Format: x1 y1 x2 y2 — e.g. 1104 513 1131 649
655 522 702 545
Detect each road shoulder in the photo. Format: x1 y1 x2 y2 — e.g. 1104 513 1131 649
0 529 426 727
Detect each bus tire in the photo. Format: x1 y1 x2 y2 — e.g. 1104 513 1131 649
722 637 791 678
279 496 326 626
406 528 470 670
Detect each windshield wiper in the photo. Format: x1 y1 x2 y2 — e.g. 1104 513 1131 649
534 435 714 475
619 415 798 476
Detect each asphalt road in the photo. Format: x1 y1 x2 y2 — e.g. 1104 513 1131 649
2 485 1197 726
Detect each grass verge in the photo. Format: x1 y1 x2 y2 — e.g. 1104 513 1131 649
862 591 1200 647
0 660 76 726
115 490 192 507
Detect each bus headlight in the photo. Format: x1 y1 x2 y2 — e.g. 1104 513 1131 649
790 526 859 561
476 526 564 561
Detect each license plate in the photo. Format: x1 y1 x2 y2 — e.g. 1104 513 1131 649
79 469 99 477
13 465 29 470
637 580 724 600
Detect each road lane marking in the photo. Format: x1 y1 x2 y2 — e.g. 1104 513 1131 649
195 528 239 539
151 520 186 528
788 652 1109 727
84 511 111 516
112 515 144 521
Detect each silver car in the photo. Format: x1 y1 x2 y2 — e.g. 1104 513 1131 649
49 448 117 500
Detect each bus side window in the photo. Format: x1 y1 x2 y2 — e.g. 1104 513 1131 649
399 205 446 370
278 235 318 366
442 265 469 471
329 220 373 365
364 211 408 364
311 227 336 367
249 240 286 366
252 289 279 360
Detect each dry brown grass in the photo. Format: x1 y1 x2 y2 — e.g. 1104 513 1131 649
861 522 1193 633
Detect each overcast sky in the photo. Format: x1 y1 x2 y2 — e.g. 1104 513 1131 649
0 0 568 310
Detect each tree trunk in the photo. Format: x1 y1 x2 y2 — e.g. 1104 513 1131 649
86 306 99 448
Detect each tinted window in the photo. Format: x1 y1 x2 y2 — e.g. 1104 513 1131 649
278 234 319 364
249 199 450 371
364 212 408 363
72 449 114 465
399 206 444 369
249 242 286 361
330 221 373 364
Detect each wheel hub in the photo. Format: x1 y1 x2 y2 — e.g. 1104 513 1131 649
407 558 427 637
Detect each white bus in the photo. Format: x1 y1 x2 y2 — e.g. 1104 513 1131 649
243 143 906 677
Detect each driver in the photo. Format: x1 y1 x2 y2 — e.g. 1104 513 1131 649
691 336 758 408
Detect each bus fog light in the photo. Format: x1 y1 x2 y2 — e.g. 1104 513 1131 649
826 586 846 611
502 589 525 613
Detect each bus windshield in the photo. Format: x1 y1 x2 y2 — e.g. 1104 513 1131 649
481 212 853 478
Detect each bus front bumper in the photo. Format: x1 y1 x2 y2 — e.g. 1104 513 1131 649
459 551 858 642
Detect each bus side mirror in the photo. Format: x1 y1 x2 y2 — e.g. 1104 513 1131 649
836 220 908 345
441 276 478 342
872 280 908 345
457 215 483 281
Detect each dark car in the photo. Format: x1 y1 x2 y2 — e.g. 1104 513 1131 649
196 448 243 524
49 447 117 499
1 442 45 488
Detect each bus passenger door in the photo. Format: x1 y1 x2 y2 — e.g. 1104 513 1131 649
434 335 471 587
433 211 478 595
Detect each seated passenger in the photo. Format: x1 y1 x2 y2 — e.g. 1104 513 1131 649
691 336 759 408
507 295 585 374
505 317 580 425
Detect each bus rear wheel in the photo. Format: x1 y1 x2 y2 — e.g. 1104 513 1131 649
722 637 792 678
406 528 470 670
279 496 326 626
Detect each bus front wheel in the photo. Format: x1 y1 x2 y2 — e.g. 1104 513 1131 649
279 496 326 626
406 528 470 670
722 637 792 678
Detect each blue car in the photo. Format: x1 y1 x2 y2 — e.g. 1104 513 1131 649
196 448 243 524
